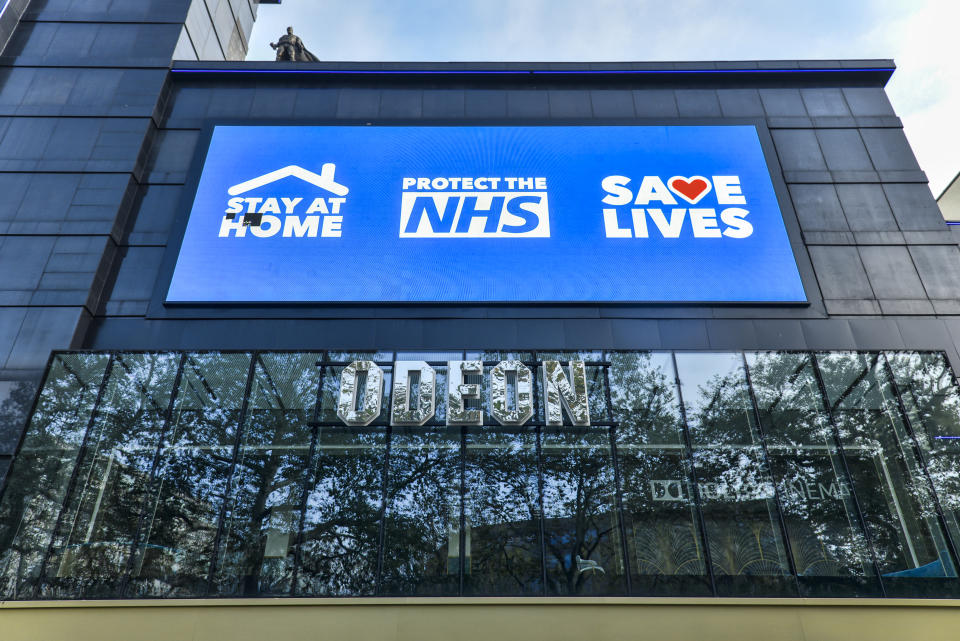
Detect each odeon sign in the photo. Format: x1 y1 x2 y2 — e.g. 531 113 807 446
336 359 590 427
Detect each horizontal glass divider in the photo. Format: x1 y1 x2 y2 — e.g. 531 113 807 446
617 443 686 450
306 421 620 428
312 361 611 367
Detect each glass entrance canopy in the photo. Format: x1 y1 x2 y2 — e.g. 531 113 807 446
1 350 959 600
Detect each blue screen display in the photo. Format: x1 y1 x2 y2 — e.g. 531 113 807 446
166 125 806 303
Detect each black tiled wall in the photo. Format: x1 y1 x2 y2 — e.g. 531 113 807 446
0 0 261 478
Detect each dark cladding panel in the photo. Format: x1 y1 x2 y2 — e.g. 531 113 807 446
883 183 946 231
378 89 423 119
632 90 678 117
6 307 87 369
717 89 764 117
807 246 873 300
788 184 849 232
4 22 181 66
464 89 507 118
0 117 150 172
815 129 874 172
770 129 827 171
0 236 56 291
422 89 465 119
589 90 635 118
836 183 898 231
858 246 927 301
674 89 721 117
292 88 339 119
909 246 960 300
759 89 806 117
107 246 165 305
0 309 27 369
206 86 254 118
144 129 201 179
336 88 381 118
250 86 297 118
25 0 192 21
128 184 183 245
842 87 896 117
800 88 851 117
506 90 549 118
548 89 592 118
860 128 923 172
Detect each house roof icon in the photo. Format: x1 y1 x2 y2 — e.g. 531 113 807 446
227 163 349 197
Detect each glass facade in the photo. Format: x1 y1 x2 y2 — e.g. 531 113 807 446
0 350 959 600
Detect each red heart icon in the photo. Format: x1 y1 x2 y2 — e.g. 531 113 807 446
668 176 712 204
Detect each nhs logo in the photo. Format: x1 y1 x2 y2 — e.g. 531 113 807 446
399 176 550 238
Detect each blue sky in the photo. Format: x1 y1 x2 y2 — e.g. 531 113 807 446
248 0 960 195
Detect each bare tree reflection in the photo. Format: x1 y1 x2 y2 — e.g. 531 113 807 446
0 354 109 600
609 352 709 594
464 428 542 595
675 353 792 592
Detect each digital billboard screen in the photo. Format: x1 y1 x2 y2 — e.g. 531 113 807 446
166 125 806 303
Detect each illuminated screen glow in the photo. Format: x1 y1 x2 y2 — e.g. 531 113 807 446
166 125 806 303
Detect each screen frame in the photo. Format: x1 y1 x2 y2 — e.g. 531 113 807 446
147 118 816 318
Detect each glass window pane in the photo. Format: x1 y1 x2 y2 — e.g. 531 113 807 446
297 426 386 596
129 352 251 598
464 427 542 595
0 353 110 600
214 353 321 596
610 352 710 596
39 353 180 599
886 352 960 551
541 427 626 595
746 352 879 597
818 352 959 597
675 352 795 597
380 426 460 596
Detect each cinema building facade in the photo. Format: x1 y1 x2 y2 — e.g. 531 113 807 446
2 2 960 640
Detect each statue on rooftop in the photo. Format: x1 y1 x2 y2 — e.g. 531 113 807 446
270 26 319 62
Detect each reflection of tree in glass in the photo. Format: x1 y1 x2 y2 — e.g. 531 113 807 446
214 353 319 596
608 353 707 581
464 429 541 595
676 353 790 579
886 352 960 543
130 353 250 598
0 354 109 600
609 352 684 445
541 429 625 595
746 352 872 579
40 353 179 599
380 428 459 596
817 352 955 576
298 428 385 596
